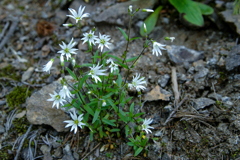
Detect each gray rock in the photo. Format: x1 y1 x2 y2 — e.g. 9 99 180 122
21 67 34 82
43 152 53 160
62 155 75 160
154 130 163 137
52 141 61 148
208 92 222 100
157 74 170 88
0 125 5 133
220 8 240 35
152 113 161 124
217 123 228 133
225 45 240 71
234 74 240 80
40 145 50 155
26 76 77 132
93 0 159 26
193 68 209 82
21 147 34 160
53 147 63 158
192 98 215 110
73 152 79 160
62 144 74 160
162 153 171 160
166 45 204 65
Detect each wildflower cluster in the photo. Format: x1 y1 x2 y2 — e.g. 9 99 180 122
43 5 174 157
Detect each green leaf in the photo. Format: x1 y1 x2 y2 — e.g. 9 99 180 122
127 142 134 146
106 54 123 63
134 112 144 117
90 131 94 141
126 56 138 62
81 63 92 67
118 27 128 41
106 99 117 112
66 67 77 80
125 125 129 137
92 107 101 123
140 5 163 36
195 1 213 15
99 126 103 138
141 138 148 147
129 102 134 118
102 51 110 59
110 128 120 132
130 37 141 41
116 74 122 88
78 74 88 90
134 147 143 157
83 105 94 116
169 0 203 26
115 61 129 70
102 118 116 126
93 50 99 63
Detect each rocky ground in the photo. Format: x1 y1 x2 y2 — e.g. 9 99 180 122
0 0 240 159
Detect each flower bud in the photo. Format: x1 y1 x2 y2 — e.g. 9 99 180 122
60 55 64 66
71 58 76 67
128 5 132 13
102 100 106 106
92 27 96 32
88 91 93 94
165 37 175 42
63 23 73 27
143 23 147 33
142 9 154 12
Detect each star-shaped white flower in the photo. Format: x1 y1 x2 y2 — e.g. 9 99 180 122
106 58 114 65
57 38 78 61
88 62 107 83
95 33 111 52
152 41 166 56
81 30 98 46
47 91 66 109
43 59 54 74
64 111 85 134
109 62 118 73
59 85 72 99
128 73 147 91
67 6 90 23
142 118 154 134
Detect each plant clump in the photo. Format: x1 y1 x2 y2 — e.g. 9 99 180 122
6 86 31 109
0 65 21 81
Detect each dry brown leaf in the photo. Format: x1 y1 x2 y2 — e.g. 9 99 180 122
36 20 55 37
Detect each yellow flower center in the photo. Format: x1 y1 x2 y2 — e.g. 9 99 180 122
74 119 79 125
88 34 92 39
64 48 69 53
100 39 105 44
55 95 60 100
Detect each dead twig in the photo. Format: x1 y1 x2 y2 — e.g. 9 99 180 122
14 124 33 160
0 20 18 50
164 96 188 125
81 142 101 160
0 21 10 41
171 67 179 106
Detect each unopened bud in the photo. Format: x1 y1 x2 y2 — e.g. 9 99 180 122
102 100 106 106
143 23 147 33
142 9 154 12
63 23 73 27
60 55 64 66
128 5 132 13
92 27 95 32
71 58 76 67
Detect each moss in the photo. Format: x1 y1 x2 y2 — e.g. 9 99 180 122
6 86 31 110
0 65 21 81
11 115 30 136
0 145 13 160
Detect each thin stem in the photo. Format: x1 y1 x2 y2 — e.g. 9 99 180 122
122 15 133 64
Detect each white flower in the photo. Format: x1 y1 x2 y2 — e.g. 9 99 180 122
43 58 54 74
152 41 166 56
47 91 66 109
142 9 154 12
128 73 147 91
59 85 72 99
88 62 107 83
63 23 73 27
67 6 90 23
64 111 85 134
106 58 114 65
57 38 78 61
129 5 132 13
142 118 154 134
81 30 98 46
95 33 111 52
169 37 175 42
109 62 118 73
